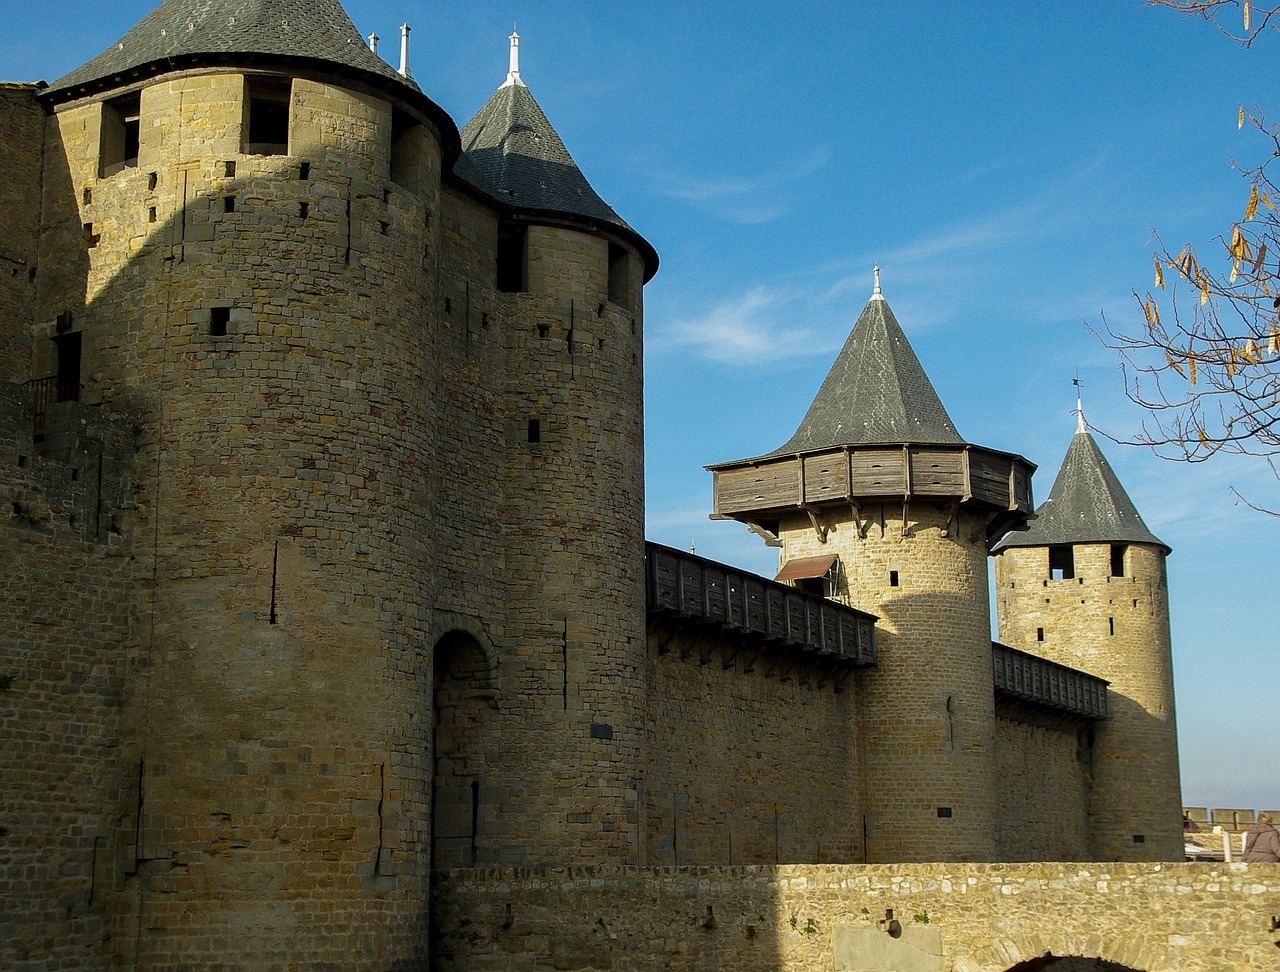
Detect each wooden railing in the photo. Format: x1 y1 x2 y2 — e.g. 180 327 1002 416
645 542 876 666
991 642 1108 720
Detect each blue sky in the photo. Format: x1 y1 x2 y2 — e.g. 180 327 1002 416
4 1 1275 813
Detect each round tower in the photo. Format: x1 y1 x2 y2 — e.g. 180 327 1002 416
993 406 1182 860
34 1 456 965
708 271 1035 862
431 31 658 868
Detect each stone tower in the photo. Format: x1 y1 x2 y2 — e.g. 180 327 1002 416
993 408 1182 860
434 30 656 870
11 1 655 967
709 272 1035 862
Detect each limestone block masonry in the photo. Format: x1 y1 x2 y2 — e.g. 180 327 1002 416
1 2 1202 969
431 862 1280 972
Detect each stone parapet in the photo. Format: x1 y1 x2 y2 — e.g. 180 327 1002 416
431 861 1280 972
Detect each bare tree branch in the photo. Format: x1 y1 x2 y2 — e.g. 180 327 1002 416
1146 0 1280 46
1092 96 1280 512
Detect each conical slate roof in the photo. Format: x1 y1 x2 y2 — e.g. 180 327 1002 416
993 427 1168 553
459 81 627 229
46 0 419 97
770 288 964 455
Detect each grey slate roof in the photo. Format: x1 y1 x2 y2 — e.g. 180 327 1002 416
46 0 419 97
993 429 1168 553
458 81 630 232
769 295 964 455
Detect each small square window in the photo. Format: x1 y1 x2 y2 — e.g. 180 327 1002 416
209 307 231 337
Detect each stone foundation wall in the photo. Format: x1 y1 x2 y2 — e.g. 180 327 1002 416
645 624 863 866
430 861 1280 972
0 385 138 972
994 717 1092 861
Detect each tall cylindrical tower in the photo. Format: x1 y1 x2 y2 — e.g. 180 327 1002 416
993 412 1181 860
709 274 1034 862
34 1 458 965
435 35 658 867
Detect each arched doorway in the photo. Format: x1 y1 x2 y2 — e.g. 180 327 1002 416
430 629 497 868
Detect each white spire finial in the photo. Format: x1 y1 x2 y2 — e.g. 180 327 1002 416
503 26 526 87
1073 374 1087 432
871 264 884 301
398 23 412 78
368 32 379 54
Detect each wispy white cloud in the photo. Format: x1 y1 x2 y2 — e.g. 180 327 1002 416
643 148 831 225
648 285 839 365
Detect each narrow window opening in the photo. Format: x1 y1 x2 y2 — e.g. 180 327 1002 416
82 223 100 248
299 161 310 180
537 323 549 339
224 196 236 213
224 160 237 178
527 418 541 443
244 77 291 156
888 570 899 588
379 220 389 236
298 202 309 219
17 456 27 468
383 187 392 204
209 307 231 337
147 172 157 192
69 514 77 527
937 807 953 818
1048 544 1074 580
82 187 92 205
1036 627 1045 642
1108 617 1115 636
99 91 140 177
390 107 422 191
1132 834 1145 843
496 224 527 293
1110 544 1127 577
52 331 82 403
597 337 605 351
608 241 630 307
71 468 79 481
444 297 452 314
148 207 157 223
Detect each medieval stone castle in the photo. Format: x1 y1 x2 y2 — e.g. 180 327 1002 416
5 2 1277 971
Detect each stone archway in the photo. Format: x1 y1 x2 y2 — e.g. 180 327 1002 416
430 628 498 868
1008 959 1144 972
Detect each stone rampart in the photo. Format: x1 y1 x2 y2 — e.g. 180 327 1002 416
431 861 1280 972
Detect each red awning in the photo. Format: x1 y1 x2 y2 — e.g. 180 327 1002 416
774 554 837 582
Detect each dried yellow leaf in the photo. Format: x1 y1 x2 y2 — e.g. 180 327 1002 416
1154 255 1165 290
1246 184 1260 221
1239 104 1246 129
1245 1 1251 31
1263 192 1275 211
1188 352 1198 386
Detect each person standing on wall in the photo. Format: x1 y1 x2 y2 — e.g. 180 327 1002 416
1242 813 1280 863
